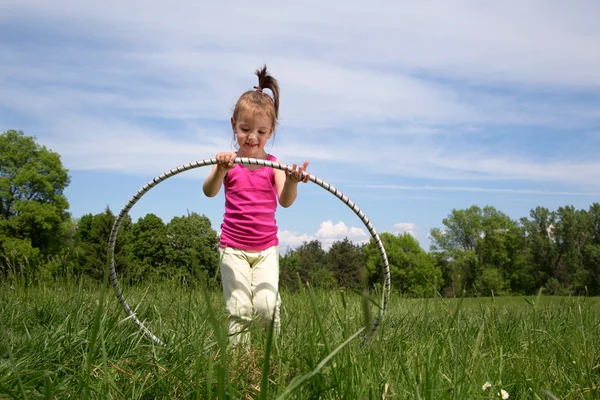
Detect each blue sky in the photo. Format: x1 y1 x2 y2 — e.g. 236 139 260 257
1 0 599 253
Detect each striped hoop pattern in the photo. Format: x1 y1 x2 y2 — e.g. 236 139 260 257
108 157 391 346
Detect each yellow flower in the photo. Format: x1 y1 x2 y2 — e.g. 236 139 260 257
499 389 509 399
482 381 492 391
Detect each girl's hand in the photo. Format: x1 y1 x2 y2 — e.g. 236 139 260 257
215 152 237 172
285 161 310 184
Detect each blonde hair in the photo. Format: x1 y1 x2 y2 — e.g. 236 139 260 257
232 65 280 131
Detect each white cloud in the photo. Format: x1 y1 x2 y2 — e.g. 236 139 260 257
393 222 417 237
315 221 368 248
1 0 600 191
277 230 314 253
278 220 368 252
5 0 600 88
43 116 228 176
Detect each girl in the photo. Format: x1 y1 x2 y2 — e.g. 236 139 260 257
202 65 310 346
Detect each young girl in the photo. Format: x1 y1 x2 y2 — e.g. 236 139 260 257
202 65 310 345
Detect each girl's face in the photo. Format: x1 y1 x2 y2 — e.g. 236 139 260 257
231 111 274 157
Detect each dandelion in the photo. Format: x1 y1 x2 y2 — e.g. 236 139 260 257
498 389 509 399
482 381 492 391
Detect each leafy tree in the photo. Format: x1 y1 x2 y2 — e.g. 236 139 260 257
366 232 441 297
431 205 522 296
552 205 591 294
520 207 560 292
430 206 484 295
475 206 526 295
72 207 132 281
1 130 71 280
74 214 94 244
291 240 336 289
430 206 483 253
164 212 219 285
128 213 168 283
583 203 600 294
280 248 301 290
327 238 366 289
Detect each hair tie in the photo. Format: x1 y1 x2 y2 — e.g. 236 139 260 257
254 86 270 97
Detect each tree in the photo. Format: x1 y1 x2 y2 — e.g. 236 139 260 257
128 213 168 283
291 240 336 289
72 207 132 281
430 206 484 295
164 212 219 285
327 238 366 289
365 232 442 297
1 130 71 280
430 205 522 296
475 206 526 295
520 207 560 293
279 247 301 290
552 205 591 294
430 206 483 254
583 203 600 294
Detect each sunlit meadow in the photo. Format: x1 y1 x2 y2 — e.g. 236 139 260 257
1 276 599 399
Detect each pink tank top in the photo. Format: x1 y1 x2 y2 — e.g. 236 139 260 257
219 154 279 250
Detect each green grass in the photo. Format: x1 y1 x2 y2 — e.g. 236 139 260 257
1 279 599 399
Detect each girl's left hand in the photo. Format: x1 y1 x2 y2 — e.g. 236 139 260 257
286 161 310 183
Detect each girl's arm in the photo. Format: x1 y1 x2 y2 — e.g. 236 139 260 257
202 165 228 197
203 152 237 197
275 160 310 208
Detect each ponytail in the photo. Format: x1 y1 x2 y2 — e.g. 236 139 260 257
232 65 280 130
254 65 279 120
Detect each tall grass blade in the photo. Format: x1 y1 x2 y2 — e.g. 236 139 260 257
259 303 277 400
276 327 365 400
83 254 110 399
199 279 228 399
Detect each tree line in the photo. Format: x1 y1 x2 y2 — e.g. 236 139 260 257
1 129 599 296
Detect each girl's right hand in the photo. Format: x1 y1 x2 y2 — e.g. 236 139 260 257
216 152 237 172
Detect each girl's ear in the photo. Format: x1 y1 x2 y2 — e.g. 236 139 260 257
230 117 236 132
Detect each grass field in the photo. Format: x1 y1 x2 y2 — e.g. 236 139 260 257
1 278 599 399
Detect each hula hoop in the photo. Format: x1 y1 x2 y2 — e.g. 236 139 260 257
108 157 391 346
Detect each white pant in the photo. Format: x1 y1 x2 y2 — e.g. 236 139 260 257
219 245 281 345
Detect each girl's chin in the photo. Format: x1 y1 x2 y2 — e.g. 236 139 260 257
238 147 266 157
